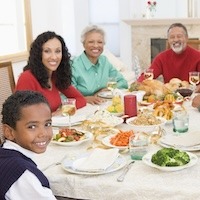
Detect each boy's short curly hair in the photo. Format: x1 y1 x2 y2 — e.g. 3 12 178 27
1 90 50 129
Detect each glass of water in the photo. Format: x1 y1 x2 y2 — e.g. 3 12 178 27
129 134 148 160
173 110 189 134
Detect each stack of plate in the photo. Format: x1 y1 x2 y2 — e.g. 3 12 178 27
159 131 200 151
61 149 127 175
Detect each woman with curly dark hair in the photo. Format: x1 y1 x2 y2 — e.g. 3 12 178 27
15 31 86 115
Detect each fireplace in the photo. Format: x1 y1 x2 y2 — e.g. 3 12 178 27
124 18 200 71
151 38 199 62
151 38 167 62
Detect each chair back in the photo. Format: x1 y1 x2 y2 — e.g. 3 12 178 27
187 40 200 50
0 62 15 144
166 39 200 50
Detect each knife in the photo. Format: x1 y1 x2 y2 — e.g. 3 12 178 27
117 160 135 182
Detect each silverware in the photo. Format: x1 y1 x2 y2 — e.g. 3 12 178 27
41 155 67 171
117 161 135 182
41 161 61 171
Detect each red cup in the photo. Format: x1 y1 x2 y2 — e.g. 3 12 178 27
124 95 137 118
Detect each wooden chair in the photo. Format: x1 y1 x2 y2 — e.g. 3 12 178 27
0 61 15 144
166 39 200 50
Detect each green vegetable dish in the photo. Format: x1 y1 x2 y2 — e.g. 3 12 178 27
151 147 190 167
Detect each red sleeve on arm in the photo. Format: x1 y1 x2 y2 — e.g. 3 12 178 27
61 85 86 109
137 73 145 82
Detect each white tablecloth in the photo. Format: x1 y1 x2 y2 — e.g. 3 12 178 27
33 101 200 200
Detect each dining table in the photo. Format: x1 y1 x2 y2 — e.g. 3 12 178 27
33 97 200 200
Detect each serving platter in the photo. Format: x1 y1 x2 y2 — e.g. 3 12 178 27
142 151 198 172
51 129 93 146
101 135 128 150
61 153 127 175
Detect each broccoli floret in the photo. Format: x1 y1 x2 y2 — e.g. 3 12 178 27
151 148 190 167
174 151 190 165
151 153 168 166
166 160 180 167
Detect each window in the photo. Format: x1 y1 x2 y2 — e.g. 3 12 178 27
89 0 120 56
0 0 32 62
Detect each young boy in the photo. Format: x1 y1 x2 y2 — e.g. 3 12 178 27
0 90 56 199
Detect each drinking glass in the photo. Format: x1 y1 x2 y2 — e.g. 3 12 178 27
189 71 200 93
107 77 117 95
173 110 189 134
132 55 141 81
129 134 148 160
144 68 154 80
61 98 76 128
189 71 200 86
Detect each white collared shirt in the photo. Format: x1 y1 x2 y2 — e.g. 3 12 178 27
3 140 56 200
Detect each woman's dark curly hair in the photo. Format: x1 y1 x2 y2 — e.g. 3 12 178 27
1 90 51 129
24 31 72 90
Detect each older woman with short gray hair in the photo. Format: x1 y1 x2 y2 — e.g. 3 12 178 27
71 25 128 105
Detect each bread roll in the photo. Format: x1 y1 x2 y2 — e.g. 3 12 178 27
169 78 182 85
181 81 190 88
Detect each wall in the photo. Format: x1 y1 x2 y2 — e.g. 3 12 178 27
29 0 132 69
12 0 200 81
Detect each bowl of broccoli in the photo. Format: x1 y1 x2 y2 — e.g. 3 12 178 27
142 147 198 171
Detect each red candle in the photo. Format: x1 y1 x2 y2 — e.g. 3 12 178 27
124 95 137 118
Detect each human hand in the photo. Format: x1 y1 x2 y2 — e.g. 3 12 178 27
192 94 200 108
195 84 200 93
85 96 106 105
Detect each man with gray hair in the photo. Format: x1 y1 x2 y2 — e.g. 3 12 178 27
137 23 200 83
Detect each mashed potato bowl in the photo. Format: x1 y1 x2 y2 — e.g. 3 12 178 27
126 116 166 133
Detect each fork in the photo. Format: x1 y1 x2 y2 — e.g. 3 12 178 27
117 161 135 182
41 155 67 171
41 161 61 171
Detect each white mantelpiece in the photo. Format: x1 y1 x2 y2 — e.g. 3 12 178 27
124 18 200 70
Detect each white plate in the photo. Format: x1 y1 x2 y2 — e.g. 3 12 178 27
107 117 124 127
142 151 198 171
51 129 93 146
159 141 200 152
109 112 124 117
101 134 128 150
98 91 113 99
140 101 153 106
61 153 127 175
88 110 124 127
52 115 86 127
159 132 200 151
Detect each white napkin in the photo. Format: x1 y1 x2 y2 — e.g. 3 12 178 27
161 131 200 147
73 148 119 172
52 115 86 126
